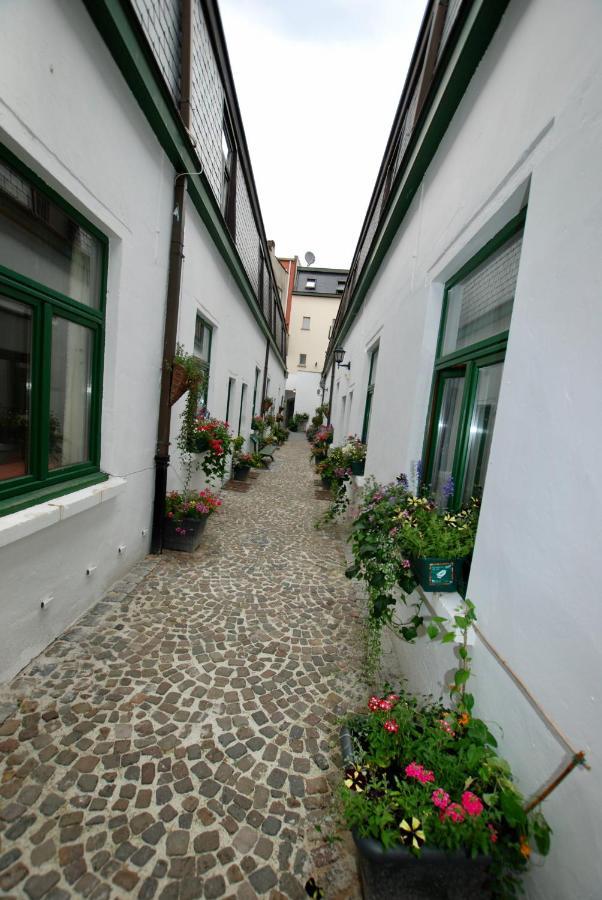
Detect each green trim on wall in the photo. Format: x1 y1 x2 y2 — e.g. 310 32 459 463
0 472 108 518
329 0 511 358
81 0 285 370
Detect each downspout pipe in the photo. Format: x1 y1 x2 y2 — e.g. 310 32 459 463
150 176 187 554
150 0 193 554
260 337 270 408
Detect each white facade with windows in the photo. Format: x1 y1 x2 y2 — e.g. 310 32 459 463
326 2 602 898
0 0 285 682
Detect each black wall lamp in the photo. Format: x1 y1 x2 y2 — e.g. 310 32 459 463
334 347 351 370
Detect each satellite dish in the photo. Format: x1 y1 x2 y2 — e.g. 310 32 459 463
304 251 315 266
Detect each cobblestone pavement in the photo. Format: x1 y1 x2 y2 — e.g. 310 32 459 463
0 435 366 899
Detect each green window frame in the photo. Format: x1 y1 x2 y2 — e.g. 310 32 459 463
193 314 212 408
238 383 247 436
361 345 379 444
0 144 108 517
422 209 526 509
251 366 260 416
225 377 235 424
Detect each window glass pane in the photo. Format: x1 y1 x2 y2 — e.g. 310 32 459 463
302 317 310 330
429 375 465 506
0 159 102 309
441 230 523 356
49 317 93 469
462 362 503 505
194 316 212 364
369 347 379 386
0 297 32 480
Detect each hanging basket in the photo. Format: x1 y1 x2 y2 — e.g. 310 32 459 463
170 363 190 406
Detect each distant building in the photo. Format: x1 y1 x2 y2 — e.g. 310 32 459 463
285 266 347 420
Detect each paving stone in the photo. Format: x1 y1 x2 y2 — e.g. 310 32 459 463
23 871 60 898
204 874 226 898
166 830 189 856
193 830 219 853
249 865 278 893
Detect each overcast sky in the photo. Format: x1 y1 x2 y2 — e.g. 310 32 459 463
220 0 427 269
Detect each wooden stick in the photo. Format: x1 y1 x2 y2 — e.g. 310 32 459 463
524 753 587 813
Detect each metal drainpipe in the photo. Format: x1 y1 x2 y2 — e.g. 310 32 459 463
150 0 193 554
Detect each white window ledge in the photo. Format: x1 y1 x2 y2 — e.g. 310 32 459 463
418 588 476 646
0 477 127 549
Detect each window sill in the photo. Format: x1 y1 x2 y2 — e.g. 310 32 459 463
0 476 127 549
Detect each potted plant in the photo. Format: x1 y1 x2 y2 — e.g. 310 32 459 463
163 488 221 552
189 413 233 485
339 682 551 900
342 435 367 475
310 425 334 467
169 344 205 406
231 437 253 481
397 490 479 593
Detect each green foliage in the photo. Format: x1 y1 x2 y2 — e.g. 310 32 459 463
340 690 551 898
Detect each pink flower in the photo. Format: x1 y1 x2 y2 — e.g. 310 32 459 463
401 558 411 569
368 696 380 712
386 693 399 702
432 788 450 810
461 791 484 817
405 762 435 784
383 720 398 733
378 699 393 711
487 824 498 843
438 717 456 737
445 803 465 823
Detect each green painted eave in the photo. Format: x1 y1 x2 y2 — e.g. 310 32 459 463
81 0 285 369
328 0 511 364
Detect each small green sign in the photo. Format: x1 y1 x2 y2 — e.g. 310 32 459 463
429 563 454 586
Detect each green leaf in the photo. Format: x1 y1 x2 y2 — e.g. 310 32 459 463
426 624 439 640
458 646 468 660
463 693 475 712
454 615 467 628
432 616 447 624
532 814 552 856
454 668 470 686
441 631 456 644
500 791 526 828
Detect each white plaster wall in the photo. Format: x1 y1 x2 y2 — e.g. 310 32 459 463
0 0 285 682
286 371 324 420
331 2 602 897
286 293 339 375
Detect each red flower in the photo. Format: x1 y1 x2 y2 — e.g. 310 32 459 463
368 696 380 712
383 719 399 733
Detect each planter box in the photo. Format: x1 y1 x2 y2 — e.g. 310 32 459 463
163 516 208 552
340 727 490 899
412 557 465 593
351 459 365 476
233 466 250 481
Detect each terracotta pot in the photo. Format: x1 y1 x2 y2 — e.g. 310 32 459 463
170 363 189 405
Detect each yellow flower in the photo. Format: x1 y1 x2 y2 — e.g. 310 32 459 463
457 712 470 727
519 836 531 859
399 817 425 849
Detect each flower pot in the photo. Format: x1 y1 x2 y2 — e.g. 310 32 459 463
169 363 189 405
340 727 490 900
233 466 250 481
351 459 365 476
163 515 208 552
321 475 331 489
411 557 465 593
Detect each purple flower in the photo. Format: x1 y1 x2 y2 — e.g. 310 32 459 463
442 475 455 500
397 473 409 489
414 460 423 492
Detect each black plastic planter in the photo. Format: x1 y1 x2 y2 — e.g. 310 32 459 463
340 727 491 899
163 516 208 552
351 459 365 476
412 557 465 593
233 466 250 481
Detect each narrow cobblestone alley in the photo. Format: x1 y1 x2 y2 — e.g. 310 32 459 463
0 435 365 900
